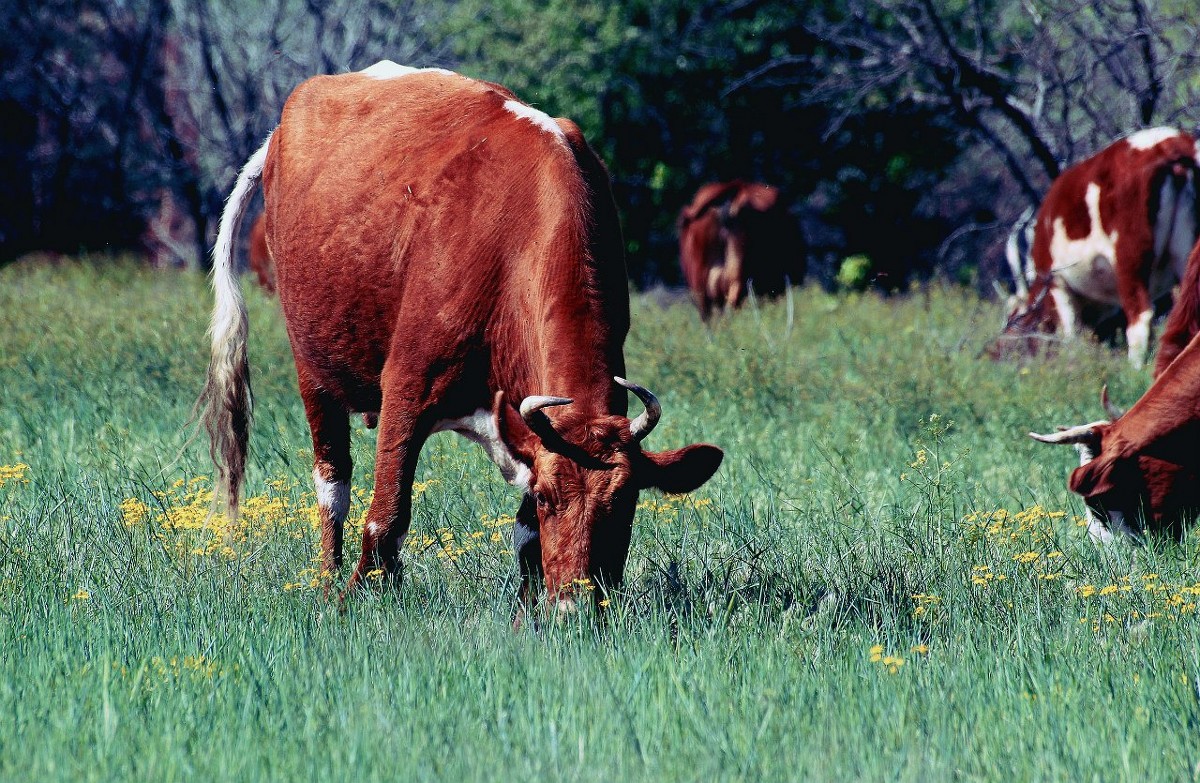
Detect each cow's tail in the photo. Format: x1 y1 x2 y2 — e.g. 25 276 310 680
199 132 273 516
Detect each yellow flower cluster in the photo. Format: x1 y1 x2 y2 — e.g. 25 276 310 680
868 644 905 674
1075 574 1200 631
962 506 1074 580
121 477 312 560
150 654 225 681
911 593 940 618
970 564 1007 587
83 656 237 692
636 494 715 519
962 506 1068 546
0 463 29 488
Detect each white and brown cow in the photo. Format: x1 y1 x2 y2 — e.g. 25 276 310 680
1003 128 1198 367
199 61 723 614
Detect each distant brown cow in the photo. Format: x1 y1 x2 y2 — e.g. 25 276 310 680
247 214 275 293
1002 128 1198 367
199 61 723 614
677 180 804 321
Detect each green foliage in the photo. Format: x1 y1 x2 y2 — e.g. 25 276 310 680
3 259 1200 779
836 253 872 290
440 0 815 283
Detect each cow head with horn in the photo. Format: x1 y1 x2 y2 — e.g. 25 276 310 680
495 376 723 610
1029 386 1199 541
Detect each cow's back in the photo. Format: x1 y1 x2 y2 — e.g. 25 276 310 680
262 69 625 412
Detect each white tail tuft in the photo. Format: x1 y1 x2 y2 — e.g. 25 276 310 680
200 132 274 516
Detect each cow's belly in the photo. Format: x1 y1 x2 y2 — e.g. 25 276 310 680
1048 207 1120 305
1053 252 1120 305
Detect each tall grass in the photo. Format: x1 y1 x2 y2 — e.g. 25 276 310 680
1 257 1198 781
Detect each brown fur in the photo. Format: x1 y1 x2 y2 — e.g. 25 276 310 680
677 180 805 321
1153 238 1200 375
213 67 723 606
1046 334 1200 537
247 214 275 294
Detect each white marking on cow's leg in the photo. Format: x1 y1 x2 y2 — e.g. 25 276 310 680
503 100 567 142
1126 308 1153 367
1104 510 1140 539
1086 512 1115 543
313 466 350 575
314 468 350 524
1125 127 1182 151
1049 286 1080 338
432 409 532 491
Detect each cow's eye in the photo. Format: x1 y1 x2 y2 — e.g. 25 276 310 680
534 490 550 509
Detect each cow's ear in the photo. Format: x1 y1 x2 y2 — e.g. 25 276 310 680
638 444 724 494
1070 457 1119 499
493 391 537 466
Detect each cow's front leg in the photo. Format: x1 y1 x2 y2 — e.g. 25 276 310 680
1048 284 1081 340
1124 308 1154 368
512 493 542 630
346 397 428 593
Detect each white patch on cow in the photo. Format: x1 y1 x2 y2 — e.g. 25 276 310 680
433 410 532 491
313 469 350 523
1094 511 1137 540
359 60 457 80
1049 286 1080 338
503 100 566 142
1086 512 1115 543
1048 182 1120 306
1126 308 1153 367
1125 127 1182 151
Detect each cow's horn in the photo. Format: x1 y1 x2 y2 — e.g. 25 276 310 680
520 395 573 423
1028 421 1106 445
1100 385 1124 420
615 376 661 441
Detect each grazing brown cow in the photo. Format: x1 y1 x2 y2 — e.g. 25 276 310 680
247 214 275 293
677 180 804 321
1003 128 1198 367
1030 333 1200 540
199 61 723 614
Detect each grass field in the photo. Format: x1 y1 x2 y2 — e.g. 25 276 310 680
3 257 1200 781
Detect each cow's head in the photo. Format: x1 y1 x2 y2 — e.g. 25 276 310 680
493 378 723 608
1030 389 1198 540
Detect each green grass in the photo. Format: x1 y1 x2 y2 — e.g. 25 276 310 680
2 256 1200 781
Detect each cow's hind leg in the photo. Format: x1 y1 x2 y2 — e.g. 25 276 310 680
298 365 352 577
1114 236 1157 368
346 393 429 591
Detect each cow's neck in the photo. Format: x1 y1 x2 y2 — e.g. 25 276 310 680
1110 335 1200 452
498 262 628 419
